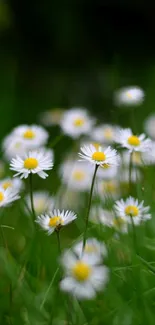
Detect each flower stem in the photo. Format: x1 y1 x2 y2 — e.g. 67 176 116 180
56 230 61 254
82 165 98 252
49 133 64 149
129 151 133 194
129 152 138 253
29 174 36 221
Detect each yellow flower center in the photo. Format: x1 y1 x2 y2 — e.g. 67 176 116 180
126 91 133 99
24 158 38 169
104 181 117 193
0 192 4 202
92 142 100 150
113 217 125 227
127 135 140 146
104 128 113 140
72 170 85 181
23 129 35 139
73 118 85 127
85 244 97 253
2 181 12 190
72 261 91 281
48 216 61 227
92 151 106 161
125 205 139 217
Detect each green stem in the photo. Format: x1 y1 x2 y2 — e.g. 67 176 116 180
29 174 36 220
49 133 64 149
56 230 61 254
82 165 98 252
129 151 133 194
129 152 138 252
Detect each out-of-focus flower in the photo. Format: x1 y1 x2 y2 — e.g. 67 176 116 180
12 124 48 148
3 135 28 160
97 179 120 201
114 197 151 225
92 124 118 145
60 160 93 191
60 108 94 138
25 191 55 215
79 145 119 168
115 128 151 152
60 250 109 299
144 113 155 139
39 108 65 126
114 86 144 106
0 187 20 207
36 209 77 235
0 177 23 192
73 238 107 263
90 206 114 226
10 149 53 179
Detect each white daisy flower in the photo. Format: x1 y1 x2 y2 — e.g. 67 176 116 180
73 238 107 263
10 149 53 179
118 167 142 184
0 177 23 192
97 179 120 201
3 134 28 160
60 250 109 299
144 113 155 139
12 124 49 148
121 150 143 167
60 160 93 191
114 197 151 225
35 209 77 235
39 108 64 126
92 124 118 145
96 164 118 180
112 217 128 233
25 191 55 215
116 128 151 152
79 145 119 168
90 206 114 226
0 187 20 207
60 108 94 138
114 86 144 106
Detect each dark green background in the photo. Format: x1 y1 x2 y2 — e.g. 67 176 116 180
0 1 155 137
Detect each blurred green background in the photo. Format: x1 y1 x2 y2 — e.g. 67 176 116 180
0 0 155 138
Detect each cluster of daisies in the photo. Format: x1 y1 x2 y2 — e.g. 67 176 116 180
1 85 155 300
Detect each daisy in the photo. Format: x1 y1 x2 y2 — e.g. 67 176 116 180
144 113 155 139
90 206 114 227
12 124 49 148
3 134 28 160
73 238 107 263
96 164 118 180
60 108 94 138
60 250 109 299
0 187 20 207
0 177 23 192
112 216 128 233
97 179 120 201
92 124 118 145
39 108 64 126
60 160 93 191
114 197 151 225
10 149 53 179
118 167 142 184
115 128 151 152
114 86 144 106
35 209 77 235
25 191 55 215
79 144 119 168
